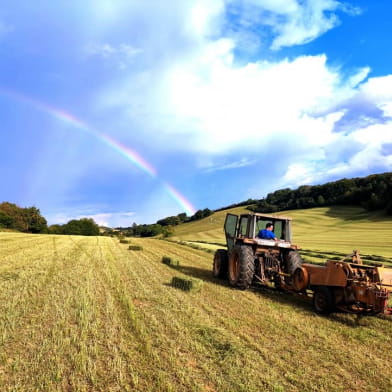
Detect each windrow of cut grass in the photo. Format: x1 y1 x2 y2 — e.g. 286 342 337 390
0 232 391 391
171 205 392 259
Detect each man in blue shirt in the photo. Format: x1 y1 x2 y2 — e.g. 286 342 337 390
257 223 277 240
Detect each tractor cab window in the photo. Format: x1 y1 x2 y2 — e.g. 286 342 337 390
224 214 238 252
239 216 249 237
273 221 283 239
256 218 283 240
256 219 268 236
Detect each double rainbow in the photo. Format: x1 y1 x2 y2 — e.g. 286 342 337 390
0 87 196 216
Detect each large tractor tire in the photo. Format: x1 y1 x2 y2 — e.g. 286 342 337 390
284 250 304 288
313 286 335 314
286 250 303 275
212 249 228 278
228 245 255 290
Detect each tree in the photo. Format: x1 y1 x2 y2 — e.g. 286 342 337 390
62 220 83 235
0 202 47 233
0 202 29 231
162 225 174 238
79 218 100 236
177 213 187 223
48 224 64 234
189 208 213 221
0 211 13 228
139 224 163 237
157 216 180 226
24 207 47 233
317 195 325 206
62 218 100 236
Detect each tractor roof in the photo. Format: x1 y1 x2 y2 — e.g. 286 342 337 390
241 212 293 221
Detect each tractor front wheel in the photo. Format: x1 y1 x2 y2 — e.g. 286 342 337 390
228 245 255 290
313 286 335 314
213 249 228 278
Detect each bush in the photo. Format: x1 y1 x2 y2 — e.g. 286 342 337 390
119 239 130 244
128 245 143 251
162 256 180 267
171 276 203 292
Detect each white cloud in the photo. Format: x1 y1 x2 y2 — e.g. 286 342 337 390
280 119 392 186
281 163 317 186
347 67 371 88
226 0 361 50
87 43 142 59
359 75 392 107
127 52 347 156
379 102 392 118
86 212 135 227
189 0 225 37
269 0 342 50
86 43 142 69
202 157 257 172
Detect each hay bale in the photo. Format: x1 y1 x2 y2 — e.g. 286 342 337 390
162 256 180 267
171 276 203 292
128 245 143 251
119 239 130 244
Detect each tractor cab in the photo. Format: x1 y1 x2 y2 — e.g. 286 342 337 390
224 213 294 252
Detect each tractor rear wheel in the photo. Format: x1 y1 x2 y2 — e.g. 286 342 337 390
228 245 255 289
313 286 335 314
213 249 228 278
286 250 303 274
284 250 303 287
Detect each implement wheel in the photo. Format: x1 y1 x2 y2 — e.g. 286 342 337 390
213 249 228 278
313 286 335 314
292 267 309 291
228 245 255 290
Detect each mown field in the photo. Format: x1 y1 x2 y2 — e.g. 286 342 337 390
171 206 392 265
0 231 391 392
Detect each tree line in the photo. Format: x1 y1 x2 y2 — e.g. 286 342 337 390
156 208 213 226
0 202 100 236
248 172 392 214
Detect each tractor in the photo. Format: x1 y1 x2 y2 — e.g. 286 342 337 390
213 213 302 290
213 212 392 315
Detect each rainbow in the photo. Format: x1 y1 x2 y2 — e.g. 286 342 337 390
0 87 196 216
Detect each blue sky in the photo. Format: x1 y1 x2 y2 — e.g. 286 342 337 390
1 0 392 227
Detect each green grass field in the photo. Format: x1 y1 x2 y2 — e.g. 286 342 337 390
0 228 391 391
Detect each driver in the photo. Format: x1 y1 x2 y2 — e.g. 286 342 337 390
257 222 277 240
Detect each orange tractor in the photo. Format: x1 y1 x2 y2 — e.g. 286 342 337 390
213 212 392 315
